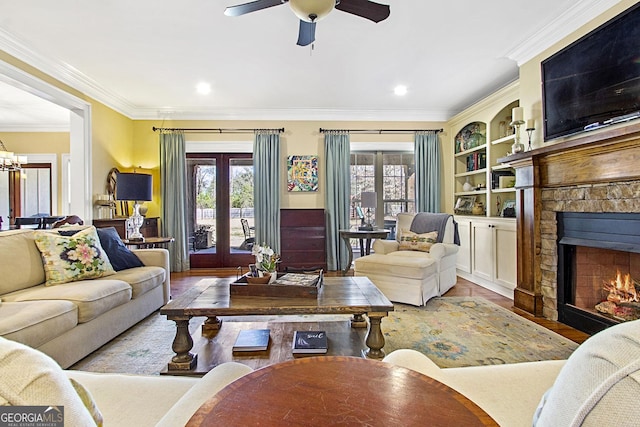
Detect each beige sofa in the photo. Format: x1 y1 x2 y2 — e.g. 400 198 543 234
0 227 170 368
355 213 459 305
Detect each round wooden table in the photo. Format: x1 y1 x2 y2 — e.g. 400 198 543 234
187 356 498 426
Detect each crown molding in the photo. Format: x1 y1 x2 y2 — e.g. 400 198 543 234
504 0 623 66
133 107 454 122
0 124 69 132
0 27 137 117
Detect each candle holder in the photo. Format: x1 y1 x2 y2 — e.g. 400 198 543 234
510 119 525 154
526 127 535 151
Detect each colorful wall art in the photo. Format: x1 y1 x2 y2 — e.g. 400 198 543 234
287 155 318 192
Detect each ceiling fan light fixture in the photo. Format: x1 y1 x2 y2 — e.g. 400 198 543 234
289 0 335 22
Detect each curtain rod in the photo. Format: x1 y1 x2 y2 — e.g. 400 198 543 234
319 128 443 134
152 127 285 134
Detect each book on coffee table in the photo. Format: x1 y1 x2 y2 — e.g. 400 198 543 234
233 329 270 352
292 330 328 354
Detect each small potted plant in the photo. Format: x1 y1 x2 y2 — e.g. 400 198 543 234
249 244 280 284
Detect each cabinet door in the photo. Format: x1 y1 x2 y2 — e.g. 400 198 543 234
455 217 472 273
494 222 516 290
471 220 494 281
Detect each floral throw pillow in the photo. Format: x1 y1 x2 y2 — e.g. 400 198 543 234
398 229 438 252
34 226 115 286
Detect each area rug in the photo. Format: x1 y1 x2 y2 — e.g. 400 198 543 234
70 297 578 375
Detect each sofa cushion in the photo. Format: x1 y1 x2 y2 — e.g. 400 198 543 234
0 300 78 349
34 226 116 286
0 336 99 426
109 266 166 299
398 229 438 252
533 318 640 426
2 280 132 323
96 227 144 271
354 253 437 280
0 229 46 294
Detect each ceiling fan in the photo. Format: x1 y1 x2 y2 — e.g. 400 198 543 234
224 0 391 46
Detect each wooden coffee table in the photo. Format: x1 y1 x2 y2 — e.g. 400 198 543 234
160 277 394 374
187 356 498 426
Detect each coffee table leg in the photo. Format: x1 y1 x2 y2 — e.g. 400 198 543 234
363 312 387 359
351 313 368 328
202 316 223 338
167 315 198 371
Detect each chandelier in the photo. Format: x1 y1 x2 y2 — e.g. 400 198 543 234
0 139 27 171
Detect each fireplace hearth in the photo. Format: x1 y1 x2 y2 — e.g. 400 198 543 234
557 212 640 334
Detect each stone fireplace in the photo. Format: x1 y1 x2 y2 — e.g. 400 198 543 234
552 211 640 334
501 122 640 334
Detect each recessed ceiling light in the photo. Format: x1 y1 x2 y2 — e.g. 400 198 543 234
394 85 408 96
196 82 211 95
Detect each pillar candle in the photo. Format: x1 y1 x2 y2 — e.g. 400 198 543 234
526 119 536 129
512 107 524 122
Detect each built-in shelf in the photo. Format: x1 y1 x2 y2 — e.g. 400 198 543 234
454 191 487 196
492 188 516 193
491 134 516 145
454 169 487 178
454 144 486 158
491 164 514 171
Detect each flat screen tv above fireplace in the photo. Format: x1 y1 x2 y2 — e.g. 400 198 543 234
541 3 640 141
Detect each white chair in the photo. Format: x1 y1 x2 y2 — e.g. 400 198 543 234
354 212 459 306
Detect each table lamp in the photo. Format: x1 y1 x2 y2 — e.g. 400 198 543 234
116 172 152 241
359 191 377 231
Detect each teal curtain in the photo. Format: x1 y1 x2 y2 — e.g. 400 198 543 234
324 131 351 271
253 130 281 253
415 131 441 213
159 130 189 272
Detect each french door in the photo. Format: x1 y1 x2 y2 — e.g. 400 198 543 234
187 153 255 268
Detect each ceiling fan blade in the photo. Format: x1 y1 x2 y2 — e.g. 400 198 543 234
335 0 390 23
224 0 285 17
296 20 316 46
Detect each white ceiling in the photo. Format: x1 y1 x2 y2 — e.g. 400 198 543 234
0 0 623 130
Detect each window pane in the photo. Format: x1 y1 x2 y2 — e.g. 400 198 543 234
191 159 216 252
382 152 415 218
229 158 254 250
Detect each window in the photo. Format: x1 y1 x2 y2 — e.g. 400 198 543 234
350 151 415 230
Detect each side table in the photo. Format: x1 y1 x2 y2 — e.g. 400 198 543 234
122 236 174 249
186 356 498 426
339 229 389 275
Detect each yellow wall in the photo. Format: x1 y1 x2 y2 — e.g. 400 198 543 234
90 101 134 201
519 0 638 149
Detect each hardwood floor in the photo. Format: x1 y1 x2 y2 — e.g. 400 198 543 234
170 269 590 345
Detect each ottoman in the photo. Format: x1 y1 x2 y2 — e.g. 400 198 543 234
354 252 438 306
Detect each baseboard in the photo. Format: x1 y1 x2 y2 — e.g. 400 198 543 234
456 271 515 300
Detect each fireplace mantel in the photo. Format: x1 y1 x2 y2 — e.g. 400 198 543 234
499 122 640 318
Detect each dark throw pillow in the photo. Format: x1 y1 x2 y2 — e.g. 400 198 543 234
96 227 144 271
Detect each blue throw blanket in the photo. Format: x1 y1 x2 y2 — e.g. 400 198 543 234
410 213 461 245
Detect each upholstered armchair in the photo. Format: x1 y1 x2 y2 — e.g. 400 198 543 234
354 212 459 306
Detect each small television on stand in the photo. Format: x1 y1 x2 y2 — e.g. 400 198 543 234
541 3 640 142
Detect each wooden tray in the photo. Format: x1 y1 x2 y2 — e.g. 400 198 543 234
231 272 322 298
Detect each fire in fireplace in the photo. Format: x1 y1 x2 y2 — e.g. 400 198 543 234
557 212 640 335
595 270 640 321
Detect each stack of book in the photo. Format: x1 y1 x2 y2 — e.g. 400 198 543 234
292 330 328 354
232 329 271 352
